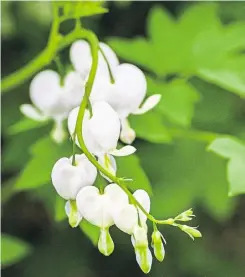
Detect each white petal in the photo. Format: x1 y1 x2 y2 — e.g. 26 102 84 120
71 154 97 185
63 71 85 108
51 155 96 200
98 154 117 181
133 190 151 226
104 183 128 208
30 70 70 117
20 104 48 121
70 40 92 79
113 204 138 234
107 64 147 118
88 102 121 155
132 94 162 115
109 145 136 157
99 42 119 77
76 186 114 228
120 118 136 144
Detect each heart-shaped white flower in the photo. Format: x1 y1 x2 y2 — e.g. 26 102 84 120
20 70 85 143
68 101 136 157
90 64 161 144
51 154 97 200
76 183 128 228
112 190 152 273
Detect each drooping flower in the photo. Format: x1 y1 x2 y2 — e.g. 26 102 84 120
76 183 128 256
90 63 162 144
20 70 85 143
113 189 153 273
70 40 119 82
68 101 136 176
70 40 161 144
51 154 97 227
151 229 166 262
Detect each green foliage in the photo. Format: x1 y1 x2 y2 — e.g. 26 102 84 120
108 3 245 97
1 234 32 267
208 137 245 196
138 139 235 221
14 136 72 191
8 118 49 135
146 77 200 127
116 153 152 194
129 111 172 143
55 1 108 20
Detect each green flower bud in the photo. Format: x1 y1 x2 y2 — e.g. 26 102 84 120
180 225 202 240
151 230 165 262
98 228 114 256
175 208 195 222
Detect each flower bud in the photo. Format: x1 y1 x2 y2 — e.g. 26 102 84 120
175 208 195 222
98 228 114 256
151 230 165 262
180 225 202 240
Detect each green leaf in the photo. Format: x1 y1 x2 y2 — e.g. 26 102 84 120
1 234 32 267
8 117 49 135
79 220 100 246
108 3 244 98
116 153 152 194
208 137 245 196
129 111 172 144
57 1 108 20
197 57 245 98
137 139 234 220
14 136 71 191
147 77 200 127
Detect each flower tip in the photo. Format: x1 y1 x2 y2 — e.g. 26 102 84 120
98 228 115 256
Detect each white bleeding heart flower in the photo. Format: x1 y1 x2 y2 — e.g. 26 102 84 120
90 63 161 144
68 101 136 159
20 70 85 143
70 40 119 81
76 184 128 256
51 154 97 228
112 189 152 273
51 154 97 200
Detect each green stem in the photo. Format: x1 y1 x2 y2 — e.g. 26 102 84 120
74 29 179 228
99 46 115 84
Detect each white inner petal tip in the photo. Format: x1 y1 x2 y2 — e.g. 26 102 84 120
20 104 47 121
133 94 162 115
109 145 136 156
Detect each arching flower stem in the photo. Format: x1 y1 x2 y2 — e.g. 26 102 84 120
74 29 183 229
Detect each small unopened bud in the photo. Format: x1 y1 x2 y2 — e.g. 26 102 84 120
98 228 114 256
151 230 165 262
180 225 202 240
176 208 195 222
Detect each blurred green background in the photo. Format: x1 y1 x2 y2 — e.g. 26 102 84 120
1 1 245 277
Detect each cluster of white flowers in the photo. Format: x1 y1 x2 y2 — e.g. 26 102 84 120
21 40 161 144
21 39 201 273
52 153 163 272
